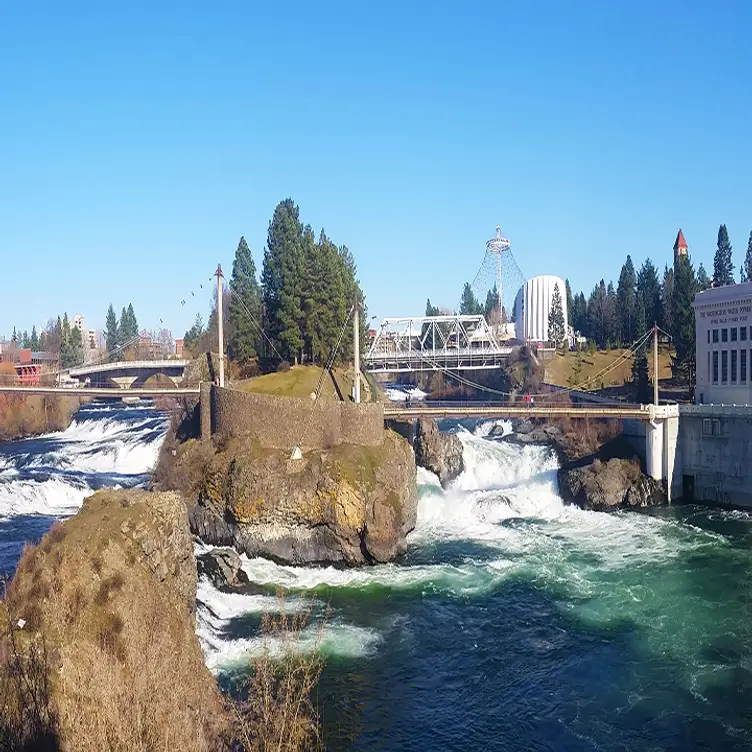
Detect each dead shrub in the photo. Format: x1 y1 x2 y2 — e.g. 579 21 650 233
93 574 125 607
232 591 326 752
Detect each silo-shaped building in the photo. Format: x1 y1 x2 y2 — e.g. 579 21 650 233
514 275 568 344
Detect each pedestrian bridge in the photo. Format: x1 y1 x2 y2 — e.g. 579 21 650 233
68 359 190 389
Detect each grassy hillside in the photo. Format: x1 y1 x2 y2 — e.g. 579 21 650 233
237 364 373 402
544 347 673 390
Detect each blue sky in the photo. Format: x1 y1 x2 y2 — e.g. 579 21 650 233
1 1 751 338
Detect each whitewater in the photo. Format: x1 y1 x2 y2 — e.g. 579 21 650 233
2 403 752 749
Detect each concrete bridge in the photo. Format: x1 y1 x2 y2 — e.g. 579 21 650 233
0 385 199 398
68 360 190 389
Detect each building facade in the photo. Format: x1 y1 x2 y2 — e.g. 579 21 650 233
514 274 568 344
694 281 752 405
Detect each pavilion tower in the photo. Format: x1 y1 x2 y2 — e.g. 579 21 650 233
674 229 688 263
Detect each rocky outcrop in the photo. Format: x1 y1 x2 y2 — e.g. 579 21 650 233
1 489 227 750
498 418 564 447
186 430 418 566
414 418 464 487
197 547 251 591
557 458 664 511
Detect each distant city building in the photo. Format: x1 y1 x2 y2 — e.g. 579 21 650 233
73 314 97 351
514 274 569 344
694 281 752 405
673 228 688 263
175 338 184 358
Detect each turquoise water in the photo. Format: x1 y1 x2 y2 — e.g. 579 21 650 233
2 408 751 750
199 424 752 750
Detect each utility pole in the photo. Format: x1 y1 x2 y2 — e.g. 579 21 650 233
353 298 361 404
215 264 225 388
653 322 659 406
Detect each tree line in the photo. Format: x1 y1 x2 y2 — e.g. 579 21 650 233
568 223 751 387
6 316 87 369
184 198 366 371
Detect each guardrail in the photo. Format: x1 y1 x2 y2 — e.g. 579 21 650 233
0 386 200 397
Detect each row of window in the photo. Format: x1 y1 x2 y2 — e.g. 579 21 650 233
709 326 749 344
710 349 750 384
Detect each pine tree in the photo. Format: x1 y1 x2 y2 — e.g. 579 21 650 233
127 304 138 340
565 279 574 326
227 236 261 366
459 282 482 315
672 254 697 384
661 266 675 336
587 280 609 348
484 285 499 322
11 327 17 344
336 242 366 363
637 259 661 328
631 347 651 403
29 326 39 351
634 290 647 339
425 298 440 318
262 199 305 363
743 230 752 284
697 263 711 291
105 304 119 357
572 292 587 335
616 255 637 344
183 314 204 353
547 283 566 347
713 224 734 286
68 326 83 367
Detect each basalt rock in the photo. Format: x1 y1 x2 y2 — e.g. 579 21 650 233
414 418 465 487
197 547 251 591
557 458 664 511
187 430 418 566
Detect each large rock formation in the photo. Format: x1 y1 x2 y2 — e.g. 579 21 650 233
183 430 417 566
558 458 664 511
1 489 227 751
414 418 464 488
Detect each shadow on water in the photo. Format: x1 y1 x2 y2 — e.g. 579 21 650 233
0 514 60 579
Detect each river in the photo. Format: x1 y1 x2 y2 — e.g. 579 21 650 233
1 403 751 750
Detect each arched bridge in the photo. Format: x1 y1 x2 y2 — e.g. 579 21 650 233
68 360 190 389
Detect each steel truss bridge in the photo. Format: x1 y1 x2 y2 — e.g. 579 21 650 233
364 315 513 373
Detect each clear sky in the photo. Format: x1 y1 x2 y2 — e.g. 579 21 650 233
1 1 751 339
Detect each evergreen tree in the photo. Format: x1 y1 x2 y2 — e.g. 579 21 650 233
743 230 752 284
67 326 83 367
672 254 697 384
547 283 566 347
126 303 138 340
572 292 587 335
661 266 675 336
20 330 29 348
713 224 734 286
605 282 618 345
60 314 77 368
227 236 261 366
587 280 609 347
637 259 661 327
29 326 39 351
183 313 204 353
459 282 482 315
484 285 500 322
425 298 440 318
336 242 366 362
697 263 711 291
565 279 574 326
262 199 305 363
616 255 637 344
634 290 647 340
631 347 651 403
11 327 17 344
105 304 119 357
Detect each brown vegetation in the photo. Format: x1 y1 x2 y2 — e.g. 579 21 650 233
0 394 80 441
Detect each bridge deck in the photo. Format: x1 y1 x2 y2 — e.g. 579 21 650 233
0 386 200 397
384 403 650 420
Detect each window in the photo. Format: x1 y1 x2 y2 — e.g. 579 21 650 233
742 327 748 342
731 350 738 382
713 419 722 436
708 330 711 344
731 327 738 342
713 351 719 383
742 349 747 384
722 350 728 382
708 351 711 381
722 329 728 343
713 329 719 343
703 418 712 436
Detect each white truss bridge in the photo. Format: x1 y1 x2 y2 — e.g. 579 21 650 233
364 315 514 373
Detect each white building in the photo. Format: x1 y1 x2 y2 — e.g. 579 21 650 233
694 281 752 405
514 274 568 344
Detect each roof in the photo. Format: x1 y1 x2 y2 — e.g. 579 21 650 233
674 229 688 251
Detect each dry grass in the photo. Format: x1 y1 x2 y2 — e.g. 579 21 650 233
0 395 80 441
544 347 673 389
233 591 326 752
237 365 354 401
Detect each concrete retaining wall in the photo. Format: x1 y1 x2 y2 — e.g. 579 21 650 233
205 385 384 450
678 407 752 507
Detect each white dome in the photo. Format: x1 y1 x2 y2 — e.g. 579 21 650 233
514 275 568 343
